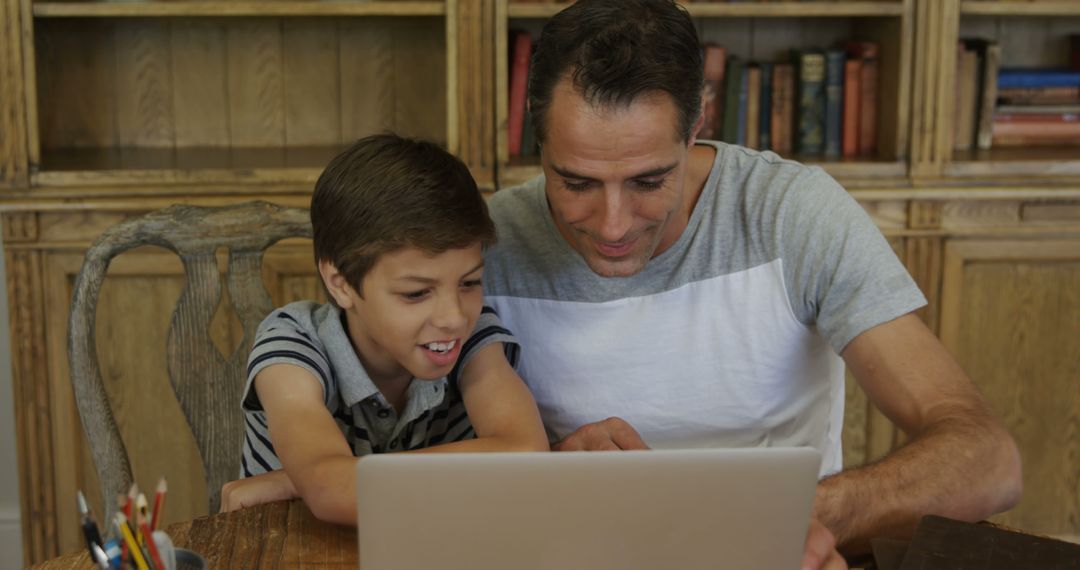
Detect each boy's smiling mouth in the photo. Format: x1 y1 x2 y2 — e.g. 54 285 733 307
423 339 458 354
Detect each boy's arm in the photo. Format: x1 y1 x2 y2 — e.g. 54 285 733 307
247 363 361 526
411 342 549 453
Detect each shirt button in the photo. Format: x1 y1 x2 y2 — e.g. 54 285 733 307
377 409 390 419
389 441 398 449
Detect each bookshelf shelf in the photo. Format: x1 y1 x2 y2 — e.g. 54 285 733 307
960 1 1080 17
509 1 905 19
31 146 343 187
947 148 1080 179
33 1 447 18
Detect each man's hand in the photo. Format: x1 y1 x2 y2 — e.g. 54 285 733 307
802 518 847 570
551 417 650 451
220 470 298 512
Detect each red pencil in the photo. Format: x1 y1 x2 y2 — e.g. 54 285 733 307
136 495 165 570
151 477 167 531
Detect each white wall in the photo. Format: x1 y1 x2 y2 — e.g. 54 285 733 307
0 231 25 569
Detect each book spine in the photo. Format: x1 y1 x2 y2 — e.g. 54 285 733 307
771 63 794 156
998 69 1080 90
701 44 727 140
746 65 761 149
842 59 861 158
824 50 845 158
976 42 1001 150
759 62 773 151
722 57 744 144
507 31 532 157
857 52 878 156
736 66 749 146
954 44 978 151
797 51 826 156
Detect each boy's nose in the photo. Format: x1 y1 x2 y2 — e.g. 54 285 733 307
431 294 468 332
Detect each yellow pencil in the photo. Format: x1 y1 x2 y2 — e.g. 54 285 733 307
114 512 150 570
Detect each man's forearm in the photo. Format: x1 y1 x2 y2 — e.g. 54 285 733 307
814 411 1021 553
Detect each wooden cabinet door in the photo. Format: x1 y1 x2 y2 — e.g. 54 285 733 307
939 238 1080 542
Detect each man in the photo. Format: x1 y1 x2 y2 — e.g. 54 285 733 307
482 1 1022 568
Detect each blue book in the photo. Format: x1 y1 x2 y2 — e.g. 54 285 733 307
796 50 826 156
998 69 1080 89
824 50 846 158
759 62 773 151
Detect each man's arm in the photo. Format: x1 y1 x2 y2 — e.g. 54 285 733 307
818 313 1022 552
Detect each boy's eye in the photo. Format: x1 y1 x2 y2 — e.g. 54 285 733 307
461 279 483 289
401 289 430 301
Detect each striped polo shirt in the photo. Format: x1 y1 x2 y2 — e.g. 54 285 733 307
240 301 518 478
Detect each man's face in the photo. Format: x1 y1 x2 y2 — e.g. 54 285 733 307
541 78 695 278
329 244 485 386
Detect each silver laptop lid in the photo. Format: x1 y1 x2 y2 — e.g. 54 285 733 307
357 448 820 570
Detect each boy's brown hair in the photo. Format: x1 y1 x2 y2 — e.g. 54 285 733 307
311 134 495 294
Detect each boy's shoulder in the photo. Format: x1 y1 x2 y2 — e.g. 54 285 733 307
256 300 339 349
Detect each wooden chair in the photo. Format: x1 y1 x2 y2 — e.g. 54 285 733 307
67 200 312 520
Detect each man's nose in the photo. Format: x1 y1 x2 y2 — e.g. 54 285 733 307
597 187 632 242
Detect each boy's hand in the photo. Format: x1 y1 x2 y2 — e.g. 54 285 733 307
220 470 299 512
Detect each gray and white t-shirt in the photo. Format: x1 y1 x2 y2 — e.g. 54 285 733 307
483 140 926 475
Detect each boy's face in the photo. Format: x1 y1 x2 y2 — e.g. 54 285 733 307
322 243 485 387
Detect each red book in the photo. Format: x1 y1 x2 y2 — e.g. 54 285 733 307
746 65 761 149
508 31 532 157
700 44 727 140
992 113 1080 146
847 42 879 156
842 58 861 158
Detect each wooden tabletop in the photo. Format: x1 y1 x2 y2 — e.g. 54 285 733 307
31 500 357 569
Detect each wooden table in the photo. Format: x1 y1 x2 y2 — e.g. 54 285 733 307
32 500 357 569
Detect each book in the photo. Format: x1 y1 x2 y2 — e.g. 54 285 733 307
736 65 749 146
998 87 1080 105
508 31 532 157
998 69 1080 90
824 49 846 158
975 41 1001 150
722 57 745 144
842 58 861 158
992 113 1080 146
746 65 761 149
771 63 795 155
759 62 773 151
796 50 826 155
700 44 727 140
997 104 1080 114
1073 34 1080 71
954 42 978 151
847 42 879 156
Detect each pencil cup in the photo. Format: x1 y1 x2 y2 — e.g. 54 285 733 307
152 530 208 570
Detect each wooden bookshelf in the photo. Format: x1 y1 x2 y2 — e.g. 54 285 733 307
33 1 447 17
497 0 914 190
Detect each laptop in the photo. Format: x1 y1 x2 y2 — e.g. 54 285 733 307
356 447 820 570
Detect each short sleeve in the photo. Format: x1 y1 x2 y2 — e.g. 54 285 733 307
242 305 335 412
779 168 927 353
448 305 521 385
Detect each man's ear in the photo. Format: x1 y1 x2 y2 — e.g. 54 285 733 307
318 259 358 309
689 97 706 147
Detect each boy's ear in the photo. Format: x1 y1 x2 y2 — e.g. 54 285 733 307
318 259 359 309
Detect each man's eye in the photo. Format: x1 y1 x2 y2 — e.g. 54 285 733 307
635 178 664 190
563 179 592 192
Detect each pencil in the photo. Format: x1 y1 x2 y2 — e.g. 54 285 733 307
114 513 150 570
151 477 167 531
136 500 166 570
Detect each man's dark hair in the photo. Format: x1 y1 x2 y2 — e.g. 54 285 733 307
311 134 495 294
527 0 704 144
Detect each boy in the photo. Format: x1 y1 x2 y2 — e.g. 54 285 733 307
220 134 549 525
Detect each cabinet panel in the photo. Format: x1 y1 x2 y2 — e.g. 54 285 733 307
940 239 1080 540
